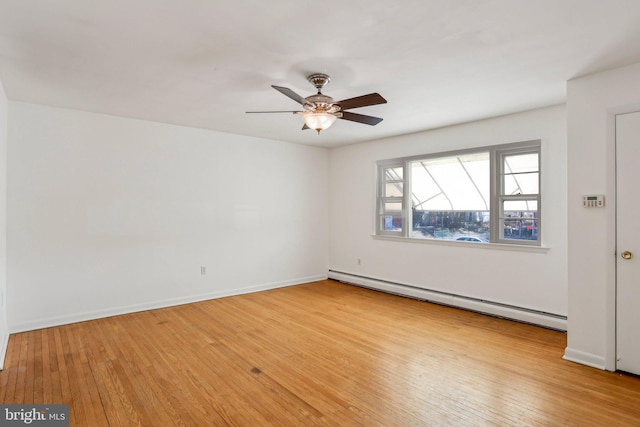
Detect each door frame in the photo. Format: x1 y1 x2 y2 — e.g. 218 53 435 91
607 104 640 371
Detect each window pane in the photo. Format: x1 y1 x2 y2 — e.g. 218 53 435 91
385 167 403 180
502 219 538 241
382 215 402 231
412 210 489 241
502 197 538 241
503 200 538 212
411 153 490 211
504 172 539 195
385 182 403 197
503 152 539 196
504 153 538 174
384 202 402 212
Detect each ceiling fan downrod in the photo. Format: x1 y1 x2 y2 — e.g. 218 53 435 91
307 73 331 94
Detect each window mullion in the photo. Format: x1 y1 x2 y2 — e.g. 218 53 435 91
490 149 499 243
403 161 411 237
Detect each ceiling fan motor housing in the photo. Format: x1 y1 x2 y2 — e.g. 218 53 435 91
304 93 341 115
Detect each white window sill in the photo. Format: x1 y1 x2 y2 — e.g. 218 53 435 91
371 234 550 253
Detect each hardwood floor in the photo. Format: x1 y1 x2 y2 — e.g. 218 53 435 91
1 279 639 426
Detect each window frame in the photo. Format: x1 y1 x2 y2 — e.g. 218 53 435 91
376 160 406 237
493 144 541 246
375 140 542 246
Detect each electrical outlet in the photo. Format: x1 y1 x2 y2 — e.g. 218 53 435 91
201 266 206 275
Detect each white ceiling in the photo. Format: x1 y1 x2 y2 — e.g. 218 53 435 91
2 1 640 148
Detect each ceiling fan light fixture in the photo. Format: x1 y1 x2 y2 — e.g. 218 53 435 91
300 111 337 134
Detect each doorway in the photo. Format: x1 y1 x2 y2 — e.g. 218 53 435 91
616 110 640 376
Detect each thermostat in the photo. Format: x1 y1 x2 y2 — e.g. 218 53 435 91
583 195 604 208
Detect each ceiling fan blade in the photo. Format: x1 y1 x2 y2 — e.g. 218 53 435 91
335 93 387 111
246 111 301 113
272 85 307 105
339 111 383 126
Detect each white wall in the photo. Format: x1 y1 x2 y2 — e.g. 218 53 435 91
0 79 8 369
329 105 567 320
7 102 329 332
565 62 640 370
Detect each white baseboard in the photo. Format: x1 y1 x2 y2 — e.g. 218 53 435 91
562 347 606 370
0 331 8 370
328 270 567 331
9 274 327 334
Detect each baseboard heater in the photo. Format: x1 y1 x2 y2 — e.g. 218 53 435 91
328 270 567 331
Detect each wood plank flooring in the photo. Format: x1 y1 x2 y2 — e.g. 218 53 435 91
1 279 640 426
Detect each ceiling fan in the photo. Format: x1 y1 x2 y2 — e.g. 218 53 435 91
247 73 387 134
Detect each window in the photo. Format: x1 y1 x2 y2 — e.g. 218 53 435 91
376 140 541 246
377 164 405 235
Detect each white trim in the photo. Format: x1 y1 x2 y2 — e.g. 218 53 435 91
563 347 606 370
0 331 8 370
328 270 566 331
9 275 327 334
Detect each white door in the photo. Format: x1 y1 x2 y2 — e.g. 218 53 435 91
616 110 640 375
